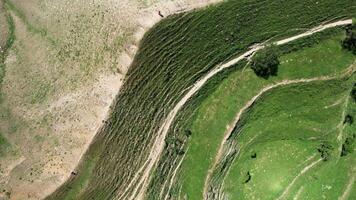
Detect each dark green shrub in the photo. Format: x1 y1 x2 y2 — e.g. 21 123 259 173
351 84 356 101
341 134 355 157
341 25 356 54
317 142 333 161
343 114 353 125
243 171 251 183
251 153 257 158
251 46 279 79
184 130 192 137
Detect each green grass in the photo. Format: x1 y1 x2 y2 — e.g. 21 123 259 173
30 81 53 104
287 154 355 200
47 1 356 199
166 32 355 200
222 77 355 199
225 140 319 199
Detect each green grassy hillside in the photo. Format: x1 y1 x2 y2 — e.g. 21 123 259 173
222 77 355 200
47 0 356 199
149 29 355 199
147 23 356 199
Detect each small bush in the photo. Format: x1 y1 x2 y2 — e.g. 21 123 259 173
341 25 356 54
341 134 355 157
243 171 251 183
184 130 192 137
343 114 353 125
251 153 257 158
351 84 356 101
251 46 279 79
317 142 333 161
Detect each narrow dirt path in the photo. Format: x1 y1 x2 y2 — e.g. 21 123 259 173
277 158 323 200
122 19 353 200
203 75 337 199
339 174 355 200
336 96 350 161
203 64 355 199
293 186 305 200
163 147 189 200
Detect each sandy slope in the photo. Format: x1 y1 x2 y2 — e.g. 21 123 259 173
0 0 222 199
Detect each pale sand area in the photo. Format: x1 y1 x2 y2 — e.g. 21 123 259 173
0 0 221 199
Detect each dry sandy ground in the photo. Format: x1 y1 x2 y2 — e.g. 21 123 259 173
0 1 9 48
0 0 221 199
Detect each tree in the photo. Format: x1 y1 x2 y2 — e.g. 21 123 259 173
243 171 251 183
341 24 356 54
343 114 354 125
351 84 356 101
341 134 355 157
251 46 279 79
250 152 257 158
317 142 333 161
184 129 192 137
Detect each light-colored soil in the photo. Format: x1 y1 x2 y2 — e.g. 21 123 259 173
0 0 222 199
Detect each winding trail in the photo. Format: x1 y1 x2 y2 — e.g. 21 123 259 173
277 158 323 200
339 174 355 200
204 64 355 199
202 74 342 199
293 186 305 200
163 147 189 200
121 19 353 200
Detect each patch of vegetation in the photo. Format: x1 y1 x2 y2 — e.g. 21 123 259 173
250 153 257 158
251 46 279 78
341 24 356 54
4 0 55 45
150 32 355 200
352 83 356 101
243 171 251 183
221 77 354 200
0 8 15 91
343 114 353 124
341 134 355 157
34 135 45 143
0 132 10 157
47 1 356 199
46 135 104 200
317 142 333 161
30 81 53 104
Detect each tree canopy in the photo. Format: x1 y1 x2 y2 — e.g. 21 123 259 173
318 142 333 161
341 23 356 54
341 134 355 157
251 46 279 79
351 83 356 101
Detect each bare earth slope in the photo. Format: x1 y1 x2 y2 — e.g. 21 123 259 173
0 0 221 199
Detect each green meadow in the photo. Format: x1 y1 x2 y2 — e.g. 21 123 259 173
172 31 355 200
